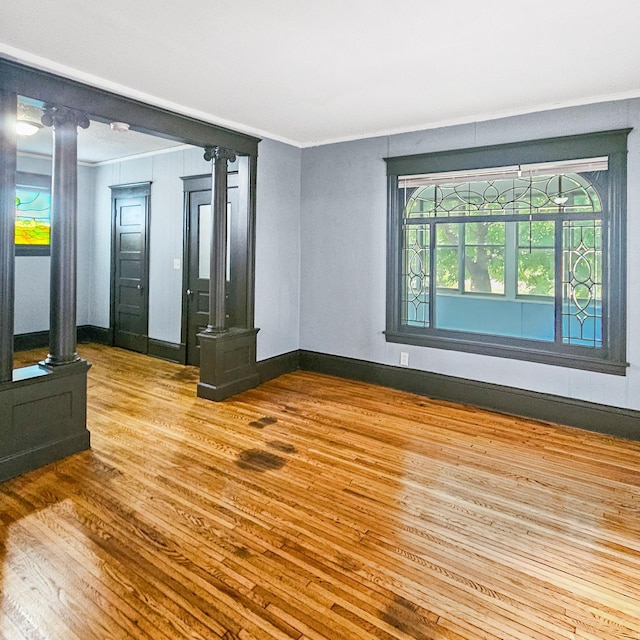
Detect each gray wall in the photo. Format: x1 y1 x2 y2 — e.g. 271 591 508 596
299 99 640 411
16 99 640 414
90 149 194 344
89 139 302 360
255 139 301 360
15 154 94 334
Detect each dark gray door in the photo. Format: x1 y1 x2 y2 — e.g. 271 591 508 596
111 183 150 353
185 182 238 366
186 190 212 366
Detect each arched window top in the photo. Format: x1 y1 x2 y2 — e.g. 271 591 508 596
403 158 605 219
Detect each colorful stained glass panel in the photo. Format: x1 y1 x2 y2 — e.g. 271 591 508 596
15 188 51 246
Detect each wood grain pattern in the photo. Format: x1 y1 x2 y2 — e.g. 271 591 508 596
2 344 640 639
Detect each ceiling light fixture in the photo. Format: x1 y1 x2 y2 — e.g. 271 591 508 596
16 119 43 136
110 121 130 132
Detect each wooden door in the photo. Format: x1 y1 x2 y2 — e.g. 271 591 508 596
185 180 238 366
111 183 150 353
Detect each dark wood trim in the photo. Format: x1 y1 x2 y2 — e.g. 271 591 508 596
245 154 258 329
385 129 631 376
16 171 50 189
180 180 191 355
298 350 640 442
197 327 259 401
180 174 210 363
14 330 50 352
0 57 259 156
148 339 186 364
16 326 182 363
14 332 639 441
180 174 211 191
384 330 628 376
108 181 151 198
256 350 299 383
0 88 17 381
0 359 91 483
15 325 110 351
384 128 632 175
77 325 110 345
0 431 90 484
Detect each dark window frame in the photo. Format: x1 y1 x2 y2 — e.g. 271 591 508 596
15 171 51 257
385 130 630 375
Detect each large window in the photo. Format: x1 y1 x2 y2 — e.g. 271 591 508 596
385 130 630 374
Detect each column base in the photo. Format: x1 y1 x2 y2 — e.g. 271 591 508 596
42 352 81 366
0 358 91 483
197 327 260 401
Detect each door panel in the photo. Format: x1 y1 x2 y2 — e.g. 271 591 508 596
111 187 150 353
186 191 213 366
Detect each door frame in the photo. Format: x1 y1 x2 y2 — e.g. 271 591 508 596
180 169 246 366
181 174 209 365
109 182 152 351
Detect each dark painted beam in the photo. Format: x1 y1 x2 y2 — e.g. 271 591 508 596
0 57 259 157
0 89 17 382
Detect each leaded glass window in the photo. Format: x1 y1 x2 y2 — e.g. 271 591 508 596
385 131 629 375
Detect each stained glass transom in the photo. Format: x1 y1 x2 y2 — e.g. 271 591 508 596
404 172 602 219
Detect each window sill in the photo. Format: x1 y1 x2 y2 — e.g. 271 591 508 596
384 329 628 376
16 246 50 257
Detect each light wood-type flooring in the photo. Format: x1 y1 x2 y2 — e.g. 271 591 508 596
2 344 640 639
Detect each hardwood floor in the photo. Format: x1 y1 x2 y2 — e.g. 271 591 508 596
2 344 640 639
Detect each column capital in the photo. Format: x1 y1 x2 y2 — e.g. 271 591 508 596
41 105 90 130
203 145 236 163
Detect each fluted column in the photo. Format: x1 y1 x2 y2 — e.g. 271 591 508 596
0 90 17 382
203 145 236 333
41 106 89 366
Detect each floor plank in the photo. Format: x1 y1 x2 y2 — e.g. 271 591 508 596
2 344 640 639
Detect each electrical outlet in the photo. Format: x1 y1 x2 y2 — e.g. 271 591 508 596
400 352 409 367
173 258 181 270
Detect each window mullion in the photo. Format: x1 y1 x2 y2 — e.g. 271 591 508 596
554 218 563 344
505 221 517 299
458 224 465 293
428 221 435 328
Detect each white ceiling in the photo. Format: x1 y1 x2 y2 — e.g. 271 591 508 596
2 0 640 148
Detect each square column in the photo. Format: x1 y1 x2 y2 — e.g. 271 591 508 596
0 104 91 482
0 89 17 382
197 146 259 401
